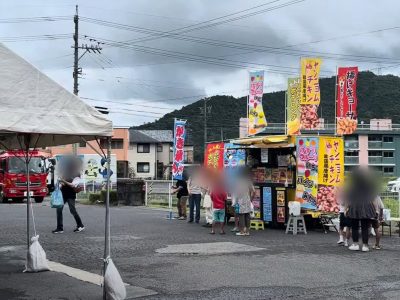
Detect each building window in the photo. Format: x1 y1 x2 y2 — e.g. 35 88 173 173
383 151 394 158
344 151 358 157
111 139 123 149
157 144 163 152
137 162 150 173
384 167 394 174
368 151 382 157
383 136 394 143
79 141 87 148
368 136 382 142
137 143 150 153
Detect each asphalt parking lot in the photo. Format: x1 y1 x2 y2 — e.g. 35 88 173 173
1 202 399 299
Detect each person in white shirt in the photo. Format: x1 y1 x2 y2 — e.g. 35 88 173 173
337 188 351 246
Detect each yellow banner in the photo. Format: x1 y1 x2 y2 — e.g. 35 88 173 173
300 58 322 105
318 137 344 187
287 78 301 135
248 70 267 135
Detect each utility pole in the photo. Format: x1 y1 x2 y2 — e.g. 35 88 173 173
72 5 103 155
200 98 212 145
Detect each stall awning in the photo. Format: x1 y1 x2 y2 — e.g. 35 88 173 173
230 135 295 148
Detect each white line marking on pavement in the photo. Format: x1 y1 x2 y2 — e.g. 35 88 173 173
48 260 157 299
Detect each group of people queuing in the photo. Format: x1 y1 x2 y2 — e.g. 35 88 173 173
337 167 384 251
171 167 255 236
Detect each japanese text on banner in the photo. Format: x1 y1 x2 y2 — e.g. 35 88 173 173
318 137 344 187
172 120 187 180
204 142 224 170
295 137 319 208
336 67 358 135
287 78 301 135
300 58 322 105
248 70 267 135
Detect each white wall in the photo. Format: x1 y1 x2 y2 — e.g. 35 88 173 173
128 143 157 179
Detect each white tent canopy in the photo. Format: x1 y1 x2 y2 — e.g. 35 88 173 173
0 43 112 148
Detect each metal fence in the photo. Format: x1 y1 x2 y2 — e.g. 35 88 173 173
144 180 174 208
379 191 400 219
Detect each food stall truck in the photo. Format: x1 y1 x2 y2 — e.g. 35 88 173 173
213 134 345 229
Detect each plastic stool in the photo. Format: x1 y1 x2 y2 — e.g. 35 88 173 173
250 220 265 230
285 215 307 235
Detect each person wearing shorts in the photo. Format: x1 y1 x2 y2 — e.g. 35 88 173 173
210 184 227 235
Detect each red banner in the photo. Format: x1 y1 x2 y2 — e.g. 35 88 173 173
204 142 224 170
336 67 358 135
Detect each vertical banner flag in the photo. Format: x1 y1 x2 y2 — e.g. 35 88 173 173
336 67 358 135
295 137 319 208
318 137 344 187
300 58 322 130
248 70 267 135
287 78 301 135
204 142 224 170
317 137 344 213
172 119 187 180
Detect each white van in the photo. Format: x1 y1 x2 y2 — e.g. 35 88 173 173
387 178 400 192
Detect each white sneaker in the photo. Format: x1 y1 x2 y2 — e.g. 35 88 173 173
344 240 349 247
337 238 344 244
362 245 370 252
349 244 360 251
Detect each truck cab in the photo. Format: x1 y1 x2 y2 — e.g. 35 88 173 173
0 150 50 203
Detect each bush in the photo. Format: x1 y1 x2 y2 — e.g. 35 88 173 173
89 193 101 204
100 190 118 206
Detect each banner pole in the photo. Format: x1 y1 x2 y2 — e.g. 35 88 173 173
285 91 288 136
246 71 250 137
334 66 338 136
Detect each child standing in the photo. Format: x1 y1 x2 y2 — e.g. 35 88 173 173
210 186 227 235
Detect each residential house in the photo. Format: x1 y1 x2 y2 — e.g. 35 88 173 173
48 127 130 178
128 129 194 179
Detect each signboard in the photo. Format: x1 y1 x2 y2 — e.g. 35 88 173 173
262 187 272 222
172 119 187 180
204 142 224 170
336 67 358 135
252 186 261 219
276 188 286 223
295 137 319 208
223 143 246 168
261 148 269 163
300 58 322 105
248 70 267 135
55 154 117 192
277 207 285 223
318 137 344 187
287 78 301 135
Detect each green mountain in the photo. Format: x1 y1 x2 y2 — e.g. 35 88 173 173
136 71 400 162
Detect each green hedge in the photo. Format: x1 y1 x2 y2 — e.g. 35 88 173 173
100 190 118 206
89 193 101 204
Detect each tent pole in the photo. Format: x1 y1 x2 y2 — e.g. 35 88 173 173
25 136 31 252
103 136 111 300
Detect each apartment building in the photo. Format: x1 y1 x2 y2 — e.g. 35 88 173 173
252 119 400 177
128 130 194 179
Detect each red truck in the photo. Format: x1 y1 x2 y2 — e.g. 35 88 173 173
0 150 50 203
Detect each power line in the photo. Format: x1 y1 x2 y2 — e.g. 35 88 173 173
0 16 71 23
0 33 72 42
81 96 173 110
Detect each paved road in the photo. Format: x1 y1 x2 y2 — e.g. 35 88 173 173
1 202 400 299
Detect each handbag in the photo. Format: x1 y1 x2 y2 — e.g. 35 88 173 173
203 194 212 208
50 180 64 208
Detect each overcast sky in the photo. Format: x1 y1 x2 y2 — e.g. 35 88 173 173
1 0 399 126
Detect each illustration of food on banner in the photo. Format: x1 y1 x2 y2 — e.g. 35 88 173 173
300 58 322 130
248 70 267 135
336 67 358 135
295 137 319 208
317 137 344 213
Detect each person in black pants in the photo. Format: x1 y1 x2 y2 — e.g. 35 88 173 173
188 172 202 223
52 159 84 234
344 168 377 252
